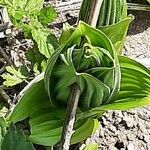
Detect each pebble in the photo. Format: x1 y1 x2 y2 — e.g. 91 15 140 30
127 143 134 150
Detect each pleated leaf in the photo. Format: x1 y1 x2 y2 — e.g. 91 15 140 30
90 56 150 113
98 16 134 53
8 74 99 146
45 21 121 109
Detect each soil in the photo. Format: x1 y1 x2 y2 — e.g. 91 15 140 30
123 11 150 59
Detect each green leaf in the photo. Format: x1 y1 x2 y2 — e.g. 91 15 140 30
83 143 98 150
1 125 35 150
98 16 134 53
91 56 150 112
0 0 12 7
6 66 26 79
25 45 46 72
38 6 57 26
1 74 24 87
59 23 75 45
8 73 46 123
1 66 26 87
47 34 59 50
0 117 7 146
80 0 127 26
71 119 98 144
29 106 65 146
79 0 132 53
45 21 121 109
31 26 53 58
22 24 32 38
25 0 44 15
8 74 99 146
147 0 150 4
29 110 98 146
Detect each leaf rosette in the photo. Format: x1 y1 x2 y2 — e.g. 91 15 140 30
45 21 121 110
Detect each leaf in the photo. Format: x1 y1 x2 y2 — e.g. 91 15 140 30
79 0 132 53
59 23 75 45
98 16 134 53
147 0 150 4
38 6 57 26
31 26 53 58
91 56 150 112
8 74 99 146
0 0 12 7
1 66 26 87
25 45 46 72
29 111 98 146
2 0 26 26
1 74 24 87
71 119 99 144
80 0 127 26
25 0 44 15
29 106 65 146
1 125 35 150
45 21 121 109
47 34 59 50
0 117 7 146
6 66 26 79
83 143 98 150
8 73 46 123
22 24 32 38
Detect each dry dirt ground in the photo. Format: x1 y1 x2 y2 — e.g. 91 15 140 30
124 11 150 64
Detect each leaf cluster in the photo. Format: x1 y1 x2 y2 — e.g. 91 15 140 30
0 0 58 87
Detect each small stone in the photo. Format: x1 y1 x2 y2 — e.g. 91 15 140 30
127 133 136 141
109 145 118 150
127 143 134 150
123 116 135 128
109 125 117 133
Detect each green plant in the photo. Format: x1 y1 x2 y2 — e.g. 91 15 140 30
0 0 57 58
1 125 35 150
6 22 150 145
79 0 133 52
7 21 150 147
7 72 99 146
1 66 27 87
83 143 98 150
0 0 58 87
1 0 150 149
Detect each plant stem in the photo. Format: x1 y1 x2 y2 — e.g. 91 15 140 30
58 84 80 150
85 0 103 27
0 87 11 109
0 47 13 66
79 0 104 27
